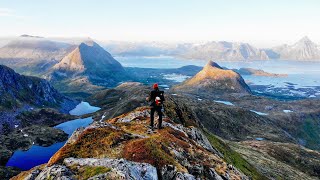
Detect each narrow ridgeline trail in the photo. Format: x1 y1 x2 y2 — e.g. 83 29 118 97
12 106 255 180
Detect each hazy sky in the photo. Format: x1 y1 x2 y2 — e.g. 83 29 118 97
1 0 320 47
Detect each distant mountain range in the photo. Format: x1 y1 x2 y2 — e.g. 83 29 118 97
177 41 269 61
0 35 319 95
103 36 320 61
269 36 320 60
0 36 128 94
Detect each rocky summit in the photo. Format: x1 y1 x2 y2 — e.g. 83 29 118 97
13 107 249 180
172 61 252 95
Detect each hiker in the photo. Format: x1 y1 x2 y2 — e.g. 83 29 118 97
147 83 165 130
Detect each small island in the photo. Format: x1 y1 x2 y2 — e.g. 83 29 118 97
234 68 288 77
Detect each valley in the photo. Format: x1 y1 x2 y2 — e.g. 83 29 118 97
1 0 320 179
0 36 319 180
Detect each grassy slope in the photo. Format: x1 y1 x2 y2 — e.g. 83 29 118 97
204 131 268 180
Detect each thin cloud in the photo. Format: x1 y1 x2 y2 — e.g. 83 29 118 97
0 8 27 19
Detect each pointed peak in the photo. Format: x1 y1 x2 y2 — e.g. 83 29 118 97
80 38 98 47
298 36 312 43
204 61 223 69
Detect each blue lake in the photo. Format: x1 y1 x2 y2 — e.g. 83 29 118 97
6 102 100 170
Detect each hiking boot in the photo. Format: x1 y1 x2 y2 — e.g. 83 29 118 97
147 128 157 134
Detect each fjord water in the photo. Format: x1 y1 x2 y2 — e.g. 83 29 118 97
6 102 100 170
117 56 320 97
116 56 320 75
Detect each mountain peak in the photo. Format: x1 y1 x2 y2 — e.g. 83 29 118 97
52 40 125 82
80 38 97 47
297 36 314 45
173 61 252 94
204 60 223 69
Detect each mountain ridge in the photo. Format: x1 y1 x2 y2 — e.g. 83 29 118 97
270 36 320 60
103 36 320 61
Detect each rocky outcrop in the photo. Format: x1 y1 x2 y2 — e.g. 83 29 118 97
13 158 157 180
64 157 158 180
17 107 248 180
172 61 252 95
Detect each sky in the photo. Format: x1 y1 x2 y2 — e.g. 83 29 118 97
0 0 320 47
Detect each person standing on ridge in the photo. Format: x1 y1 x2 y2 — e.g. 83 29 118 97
147 83 165 130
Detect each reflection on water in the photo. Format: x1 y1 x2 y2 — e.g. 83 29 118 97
69 101 101 116
55 117 93 136
6 142 66 170
6 102 99 170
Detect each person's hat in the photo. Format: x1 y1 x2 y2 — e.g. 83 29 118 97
153 83 159 89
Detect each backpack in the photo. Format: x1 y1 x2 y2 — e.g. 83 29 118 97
155 91 164 107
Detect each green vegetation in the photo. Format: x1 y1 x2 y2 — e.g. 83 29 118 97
70 166 111 180
48 127 126 165
204 131 268 180
82 166 111 180
298 118 320 150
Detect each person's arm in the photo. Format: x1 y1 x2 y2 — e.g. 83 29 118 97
160 91 165 101
146 91 152 102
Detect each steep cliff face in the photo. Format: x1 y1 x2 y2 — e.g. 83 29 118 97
0 65 73 109
172 61 252 95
